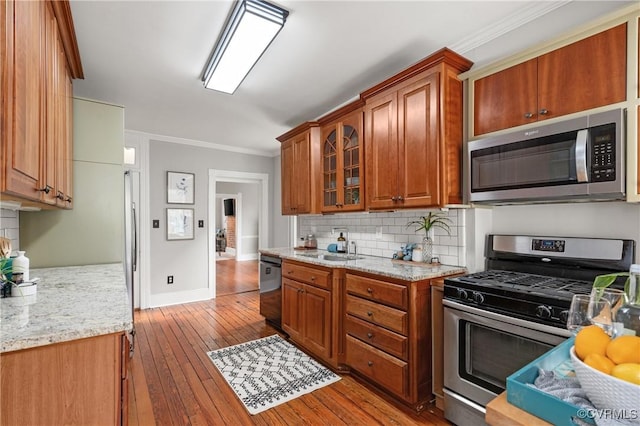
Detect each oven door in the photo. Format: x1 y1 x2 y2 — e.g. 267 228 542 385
443 299 568 424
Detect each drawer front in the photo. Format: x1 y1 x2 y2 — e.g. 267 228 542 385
346 274 407 309
346 294 407 335
345 314 408 360
346 335 408 399
282 262 331 289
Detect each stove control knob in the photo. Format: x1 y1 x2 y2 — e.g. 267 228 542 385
456 288 468 300
559 310 569 324
535 305 552 319
472 291 485 305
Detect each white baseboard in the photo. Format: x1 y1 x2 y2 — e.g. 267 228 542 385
148 287 211 308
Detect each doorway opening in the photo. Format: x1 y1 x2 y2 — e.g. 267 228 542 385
208 170 268 299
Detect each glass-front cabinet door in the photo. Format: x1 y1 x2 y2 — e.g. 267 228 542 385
320 109 363 212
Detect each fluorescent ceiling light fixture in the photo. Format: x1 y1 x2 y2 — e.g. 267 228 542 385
203 0 288 94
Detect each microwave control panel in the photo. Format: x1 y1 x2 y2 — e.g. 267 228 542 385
590 123 615 182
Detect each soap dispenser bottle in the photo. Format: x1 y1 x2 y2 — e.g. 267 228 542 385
337 232 346 253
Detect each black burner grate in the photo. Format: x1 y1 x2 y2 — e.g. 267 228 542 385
456 270 592 300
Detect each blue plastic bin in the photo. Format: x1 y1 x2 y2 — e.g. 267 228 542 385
506 336 596 426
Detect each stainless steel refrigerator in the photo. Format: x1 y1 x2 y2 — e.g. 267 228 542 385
124 170 137 356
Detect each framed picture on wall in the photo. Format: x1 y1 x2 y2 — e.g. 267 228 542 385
167 171 194 204
167 208 194 240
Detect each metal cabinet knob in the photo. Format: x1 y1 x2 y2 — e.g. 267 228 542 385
367 332 373 339
367 311 373 317
368 361 374 367
539 109 549 115
366 287 373 294
38 185 52 194
397 195 404 202
56 191 64 200
310 276 316 281
524 112 534 119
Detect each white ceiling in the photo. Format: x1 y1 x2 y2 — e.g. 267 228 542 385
69 1 634 156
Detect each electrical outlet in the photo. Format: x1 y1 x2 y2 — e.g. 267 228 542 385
167 275 174 284
375 227 383 240
198 220 204 228
153 220 160 228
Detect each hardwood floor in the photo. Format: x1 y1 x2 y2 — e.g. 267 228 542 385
129 262 451 425
216 258 259 296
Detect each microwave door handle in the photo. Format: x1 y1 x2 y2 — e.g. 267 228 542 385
575 129 589 182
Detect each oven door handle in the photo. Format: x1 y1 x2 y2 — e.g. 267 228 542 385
443 299 571 338
575 129 589 183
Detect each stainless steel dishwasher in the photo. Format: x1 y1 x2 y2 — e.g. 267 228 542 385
259 254 282 330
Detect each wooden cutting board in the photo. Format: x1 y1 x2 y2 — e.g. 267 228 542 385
0 237 11 258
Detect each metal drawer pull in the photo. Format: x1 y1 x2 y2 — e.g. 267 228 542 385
367 311 373 317
367 332 373 339
368 361 374 367
311 276 316 281
366 287 373 293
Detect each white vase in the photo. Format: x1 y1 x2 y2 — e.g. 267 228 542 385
412 248 423 262
12 251 29 282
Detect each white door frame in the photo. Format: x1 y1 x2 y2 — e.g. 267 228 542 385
208 170 268 299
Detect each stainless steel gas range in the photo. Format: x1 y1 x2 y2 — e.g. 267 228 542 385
442 234 635 426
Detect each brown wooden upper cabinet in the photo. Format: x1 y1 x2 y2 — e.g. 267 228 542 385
362 49 473 210
474 23 627 136
278 123 321 215
318 100 365 213
1 0 82 209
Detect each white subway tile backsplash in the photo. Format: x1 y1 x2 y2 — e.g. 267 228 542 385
299 209 465 266
0 208 19 252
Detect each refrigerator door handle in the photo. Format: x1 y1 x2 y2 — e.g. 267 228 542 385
132 201 138 272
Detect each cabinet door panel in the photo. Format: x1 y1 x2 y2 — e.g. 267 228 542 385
473 60 537 135
537 23 626 120
365 92 398 209
280 140 295 214
398 73 440 207
281 279 302 340
6 0 43 200
340 110 364 211
292 134 311 213
302 285 331 359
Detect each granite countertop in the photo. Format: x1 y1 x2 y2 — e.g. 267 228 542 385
260 247 467 281
1 263 133 353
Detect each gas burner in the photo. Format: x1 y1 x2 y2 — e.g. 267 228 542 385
456 270 593 300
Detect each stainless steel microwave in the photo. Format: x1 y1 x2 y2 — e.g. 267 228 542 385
467 108 625 204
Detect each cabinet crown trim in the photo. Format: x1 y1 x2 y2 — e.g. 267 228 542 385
317 99 365 126
360 48 473 100
50 0 84 79
276 121 320 142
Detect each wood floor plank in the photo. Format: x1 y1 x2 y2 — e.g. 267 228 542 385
130 271 451 425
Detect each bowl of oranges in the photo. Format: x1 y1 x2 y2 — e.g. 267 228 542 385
571 325 640 415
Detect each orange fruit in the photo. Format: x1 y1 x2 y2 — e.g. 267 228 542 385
583 353 616 374
606 335 640 364
575 325 611 361
611 363 640 385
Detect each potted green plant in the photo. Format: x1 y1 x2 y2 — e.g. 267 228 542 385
0 257 13 298
406 212 452 263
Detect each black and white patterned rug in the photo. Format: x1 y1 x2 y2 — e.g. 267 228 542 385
207 334 341 415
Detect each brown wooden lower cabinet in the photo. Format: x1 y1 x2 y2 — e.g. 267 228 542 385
281 260 343 368
344 271 435 412
1 332 129 425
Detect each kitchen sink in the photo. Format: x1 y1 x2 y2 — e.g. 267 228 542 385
297 253 320 258
322 254 364 261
